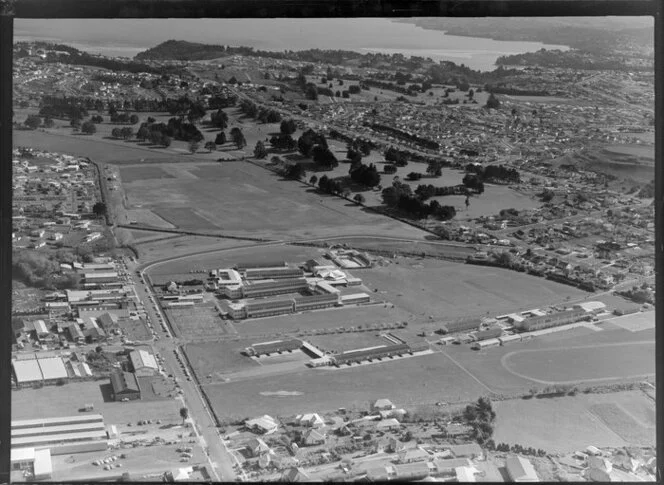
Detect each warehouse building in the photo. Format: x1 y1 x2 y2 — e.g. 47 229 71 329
110 370 141 401
11 414 108 456
340 293 371 305
67 323 85 343
38 357 69 385
471 338 501 350
440 319 481 334
129 349 159 377
470 325 503 342
332 344 410 366
12 357 69 388
515 308 588 332
573 301 607 314
235 261 286 271
244 339 302 357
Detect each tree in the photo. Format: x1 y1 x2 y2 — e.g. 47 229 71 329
230 127 246 149
427 161 443 177
254 141 268 159
120 127 133 140
70 117 82 129
309 175 318 185
485 93 501 109
188 140 200 154
111 127 122 139
24 115 41 130
313 145 338 169
280 119 297 135
43 117 54 128
285 164 305 180
210 109 228 129
353 194 365 205
215 131 227 145
129 114 139 125
180 407 189 424
91 115 104 123
137 125 150 141
161 135 172 148
81 120 97 135
204 141 217 153
92 202 107 219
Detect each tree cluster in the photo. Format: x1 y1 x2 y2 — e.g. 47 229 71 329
382 181 456 220
385 147 410 167
462 174 485 194
280 119 297 135
109 112 139 125
463 397 496 444
486 440 547 457
465 163 521 184
367 122 439 151
13 250 80 289
230 127 247 149
39 103 88 121
349 163 381 188
318 175 344 195
210 109 229 129
238 99 282 123
313 145 338 169
415 184 467 200
297 129 327 157
24 115 42 130
383 164 397 175
111 127 134 140
270 134 297 151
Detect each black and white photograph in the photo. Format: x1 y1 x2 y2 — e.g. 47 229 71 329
3 4 659 482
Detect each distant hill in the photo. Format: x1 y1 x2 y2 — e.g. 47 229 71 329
135 40 228 61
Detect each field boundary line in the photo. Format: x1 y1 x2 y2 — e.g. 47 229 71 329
438 348 497 395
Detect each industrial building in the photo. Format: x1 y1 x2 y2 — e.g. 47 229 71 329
244 267 304 280
332 343 411 366
440 319 481 334
293 293 339 312
471 338 501 350
470 325 503 342
220 278 309 299
515 308 588 332
110 370 141 401
12 357 69 388
244 339 302 357
245 298 296 319
11 414 108 456
129 349 159 376
235 261 286 271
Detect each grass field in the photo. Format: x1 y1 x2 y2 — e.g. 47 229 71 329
502 341 655 384
183 340 259 379
164 304 228 339
491 392 655 453
358 257 588 322
119 165 176 182
202 351 488 419
137 236 246 264
116 160 428 239
588 402 655 446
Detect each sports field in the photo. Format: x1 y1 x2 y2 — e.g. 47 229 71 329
164 304 228 339
115 160 430 239
492 390 655 453
359 257 588 321
202 351 489 419
501 341 656 384
183 340 259 379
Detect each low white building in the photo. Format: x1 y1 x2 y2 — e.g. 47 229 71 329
506 456 539 482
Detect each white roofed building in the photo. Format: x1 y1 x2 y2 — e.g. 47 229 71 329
12 360 43 387
129 349 159 376
506 456 539 482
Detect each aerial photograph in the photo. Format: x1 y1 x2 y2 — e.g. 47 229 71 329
10 15 656 482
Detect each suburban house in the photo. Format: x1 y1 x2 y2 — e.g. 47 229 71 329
506 456 540 482
245 415 279 435
298 413 325 428
302 429 326 446
376 418 401 431
448 443 483 460
281 467 310 482
398 447 431 464
371 398 396 413
244 437 271 458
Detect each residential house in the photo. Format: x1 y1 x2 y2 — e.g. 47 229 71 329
244 437 271 458
298 413 325 428
371 398 395 413
505 456 539 482
302 429 326 446
246 415 279 435
376 418 401 431
432 458 472 476
448 443 483 460
280 466 310 482
398 447 431 464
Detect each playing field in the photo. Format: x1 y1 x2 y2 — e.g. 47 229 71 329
183 340 259 379
164 304 228 339
119 165 176 182
358 257 588 322
492 390 655 453
115 160 430 239
502 341 656 384
202 351 489 419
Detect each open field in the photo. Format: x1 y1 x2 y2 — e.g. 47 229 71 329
602 143 655 160
119 165 176 182
12 380 182 425
233 305 415 337
359 257 588 321
164 304 227 339
137 236 247 264
310 237 477 260
502 341 656 384
492 390 655 453
441 324 654 394
203 351 489 419
115 160 428 239
183 340 259 379
604 310 655 333
147 244 327 276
